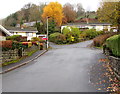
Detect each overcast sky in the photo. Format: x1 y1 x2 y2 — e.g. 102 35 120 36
0 0 101 19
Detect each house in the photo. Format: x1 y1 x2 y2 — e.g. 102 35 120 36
61 23 112 32
16 21 41 27
9 30 38 40
0 25 12 41
74 18 98 23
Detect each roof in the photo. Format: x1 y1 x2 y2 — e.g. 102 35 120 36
9 30 38 33
5 26 37 31
0 25 12 36
66 23 112 26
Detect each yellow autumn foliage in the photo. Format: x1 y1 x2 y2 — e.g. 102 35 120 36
42 2 64 26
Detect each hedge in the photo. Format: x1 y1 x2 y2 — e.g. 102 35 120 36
106 34 120 57
49 33 66 44
93 32 117 47
6 35 27 42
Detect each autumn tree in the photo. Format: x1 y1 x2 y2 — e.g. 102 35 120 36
16 11 24 27
97 1 120 32
4 13 18 27
76 3 85 17
63 3 77 23
42 2 64 26
29 4 41 22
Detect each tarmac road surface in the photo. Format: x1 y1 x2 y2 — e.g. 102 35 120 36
2 40 109 92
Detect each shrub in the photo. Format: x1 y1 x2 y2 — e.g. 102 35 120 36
49 33 66 44
20 36 27 42
80 29 98 39
31 37 40 42
22 42 32 48
97 30 104 35
71 27 80 42
31 37 45 43
6 35 27 42
1 40 25 51
62 26 80 43
106 34 120 57
93 32 117 47
6 35 21 41
2 40 13 48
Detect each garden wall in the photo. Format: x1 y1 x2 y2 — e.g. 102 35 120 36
108 56 120 80
1 44 45 64
104 48 120 80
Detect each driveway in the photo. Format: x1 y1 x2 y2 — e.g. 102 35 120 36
2 40 110 92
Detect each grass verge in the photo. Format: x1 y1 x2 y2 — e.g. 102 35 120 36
1 49 39 67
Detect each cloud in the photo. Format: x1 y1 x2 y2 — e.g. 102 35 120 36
0 0 100 19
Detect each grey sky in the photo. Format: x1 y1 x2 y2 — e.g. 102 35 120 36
0 0 101 19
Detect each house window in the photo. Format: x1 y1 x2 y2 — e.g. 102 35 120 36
91 25 96 29
26 33 32 36
26 33 29 36
103 25 108 29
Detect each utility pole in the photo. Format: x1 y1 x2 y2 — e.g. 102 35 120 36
46 17 49 49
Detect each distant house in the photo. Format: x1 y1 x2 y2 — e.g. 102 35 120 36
0 25 12 41
75 18 98 23
16 21 41 27
61 23 112 32
9 30 38 40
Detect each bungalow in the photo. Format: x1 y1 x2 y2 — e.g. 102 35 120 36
61 23 112 32
9 30 38 40
0 25 12 41
16 21 41 27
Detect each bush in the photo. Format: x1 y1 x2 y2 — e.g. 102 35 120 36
22 42 32 48
49 33 66 44
80 29 98 39
6 35 27 42
31 37 40 42
97 30 104 35
6 35 21 41
106 34 120 57
1 40 25 51
93 32 117 47
62 26 80 43
1 40 13 49
31 37 45 43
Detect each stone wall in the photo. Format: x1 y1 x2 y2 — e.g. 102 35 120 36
103 48 120 80
108 56 120 80
1 43 46 64
2 49 19 63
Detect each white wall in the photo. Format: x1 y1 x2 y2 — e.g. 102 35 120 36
11 32 37 40
96 26 104 31
61 25 111 31
0 36 6 41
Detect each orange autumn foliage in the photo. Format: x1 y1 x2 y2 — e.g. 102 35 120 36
42 2 64 26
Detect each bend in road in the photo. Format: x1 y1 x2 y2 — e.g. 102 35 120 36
2 40 108 92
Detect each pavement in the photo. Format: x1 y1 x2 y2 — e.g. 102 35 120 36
1 40 113 92
2 50 46 72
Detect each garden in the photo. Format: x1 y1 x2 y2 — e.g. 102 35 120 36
0 35 46 66
49 26 104 44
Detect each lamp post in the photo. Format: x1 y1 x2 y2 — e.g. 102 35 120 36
46 17 49 49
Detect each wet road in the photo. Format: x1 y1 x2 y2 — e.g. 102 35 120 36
2 40 108 92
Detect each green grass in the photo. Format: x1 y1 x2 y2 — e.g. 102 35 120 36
2 58 22 67
27 49 39 56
